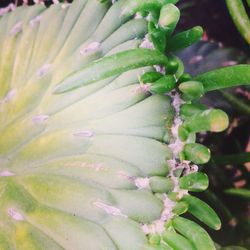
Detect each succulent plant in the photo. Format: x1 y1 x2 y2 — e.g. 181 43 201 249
0 0 249 249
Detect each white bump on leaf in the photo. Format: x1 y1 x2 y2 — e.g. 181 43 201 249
80 42 101 55
30 15 42 27
134 12 143 19
8 208 24 221
139 35 154 49
10 22 22 36
133 83 151 94
32 115 49 124
93 200 127 217
0 171 15 177
134 177 150 189
154 65 166 74
37 64 51 78
73 130 94 138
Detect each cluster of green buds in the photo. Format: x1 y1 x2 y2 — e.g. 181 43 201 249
0 0 249 249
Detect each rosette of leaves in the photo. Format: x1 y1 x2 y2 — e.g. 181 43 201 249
0 0 249 249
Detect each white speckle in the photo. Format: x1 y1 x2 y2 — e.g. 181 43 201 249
168 136 184 158
139 35 154 49
1 89 17 103
112 0 117 4
93 200 127 217
134 177 150 189
32 115 49 124
141 221 165 234
37 64 51 78
154 65 166 74
73 130 94 138
176 189 188 200
0 171 15 177
141 194 176 235
133 83 151 94
10 22 22 36
117 171 133 180
183 161 199 175
92 163 104 172
69 162 105 171
8 208 24 221
146 13 153 22
160 194 176 221
168 91 185 158
170 90 184 114
30 15 42 27
80 42 101 55
134 12 143 19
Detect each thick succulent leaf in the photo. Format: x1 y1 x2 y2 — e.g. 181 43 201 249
0 1 178 249
172 217 216 250
0 0 225 249
182 195 221 230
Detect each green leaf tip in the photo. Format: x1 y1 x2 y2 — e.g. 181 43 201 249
172 217 216 250
182 195 222 230
195 65 250 92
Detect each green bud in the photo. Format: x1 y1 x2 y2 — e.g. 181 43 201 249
179 172 209 192
183 143 211 164
148 24 167 52
149 176 175 193
180 103 207 118
208 110 229 132
167 192 180 202
167 26 203 52
179 109 229 139
178 126 190 141
150 75 176 94
172 201 189 215
178 73 192 83
140 71 163 83
159 4 180 35
148 233 161 245
166 57 179 74
179 81 204 100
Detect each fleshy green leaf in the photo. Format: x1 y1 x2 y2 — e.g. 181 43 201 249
162 230 195 250
172 217 216 250
195 65 250 92
179 172 209 192
182 195 221 230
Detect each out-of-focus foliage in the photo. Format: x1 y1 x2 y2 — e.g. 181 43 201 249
178 41 250 249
